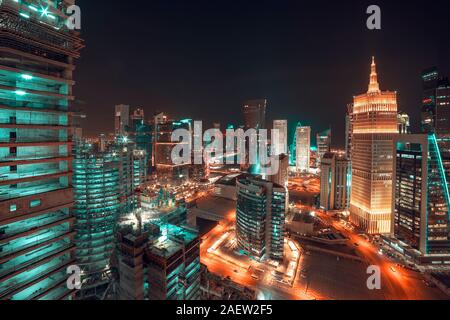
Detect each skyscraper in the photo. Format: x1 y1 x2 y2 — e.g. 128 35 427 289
73 142 122 298
320 152 350 211
316 129 331 166
345 103 354 160
421 67 440 133
129 110 152 174
242 99 267 130
267 154 289 188
115 104 130 136
296 126 311 172
154 117 190 184
349 57 398 234
0 0 83 300
273 120 288 156
392 134 450 265
420 68 450 228
236 177 286 261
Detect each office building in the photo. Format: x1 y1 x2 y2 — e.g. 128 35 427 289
0 1 83 300
345 104 354 160
267 154 289 188
391 134 450 265
129 109 152 172
316 129 331 165
349 57 398 234
242 99 267 130
320 152 350 211
154 117 191 184
421 68 450 135
273 120 288 156
236 177 286 261
114 104 130 136
296 125 311 172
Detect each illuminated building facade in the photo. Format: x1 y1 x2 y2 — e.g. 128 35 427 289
154 117 190 184
273 120 288 156
236 177 286 261
320 152 350 211
242 99 266 130
296 125 311 172
349 57 398 234
316 129 331 166
420 68 450 134
345 103 354 160
420 69 450 245
392 134 450 265
0 0 83 300
72 142 121 297
114 104 130 136
267 154 289 188
129 110 152 173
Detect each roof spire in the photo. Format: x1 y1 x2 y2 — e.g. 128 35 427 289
368 56 380 93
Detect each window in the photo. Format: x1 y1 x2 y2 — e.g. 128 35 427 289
10 204 17 212
30 199 41 208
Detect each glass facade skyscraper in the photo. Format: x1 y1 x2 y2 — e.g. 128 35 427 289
0 0 82 300
320 152 350 211
316 129 331 166
73 143 121 297
236 177 286 261
392 134 450 265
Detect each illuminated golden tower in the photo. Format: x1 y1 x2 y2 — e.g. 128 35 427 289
349 57 398 234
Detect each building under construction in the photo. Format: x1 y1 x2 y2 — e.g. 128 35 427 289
116 204 201 300
72 139 147 299
0 0 83 300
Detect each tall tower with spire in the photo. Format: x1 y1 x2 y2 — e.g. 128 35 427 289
368 56 380 93
349 57 399 234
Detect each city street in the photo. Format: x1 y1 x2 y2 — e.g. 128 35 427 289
316 210 448 300
198 174 449 300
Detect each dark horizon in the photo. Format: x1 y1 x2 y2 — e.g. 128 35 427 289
75 0 450 147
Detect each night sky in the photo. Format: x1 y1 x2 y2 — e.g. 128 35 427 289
75 0 450 147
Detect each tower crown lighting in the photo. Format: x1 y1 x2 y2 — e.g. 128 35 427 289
368 56 381 93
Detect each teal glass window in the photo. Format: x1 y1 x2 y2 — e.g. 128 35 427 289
30 199 41 208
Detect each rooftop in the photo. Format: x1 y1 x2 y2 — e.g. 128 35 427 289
147 223 198 258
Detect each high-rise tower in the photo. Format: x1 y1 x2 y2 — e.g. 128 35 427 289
295 126 311 172
115 104 130 136
242 99 267 130
273 120 288 156
349 57 398 234
236 177 286 261
0 0 83 300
